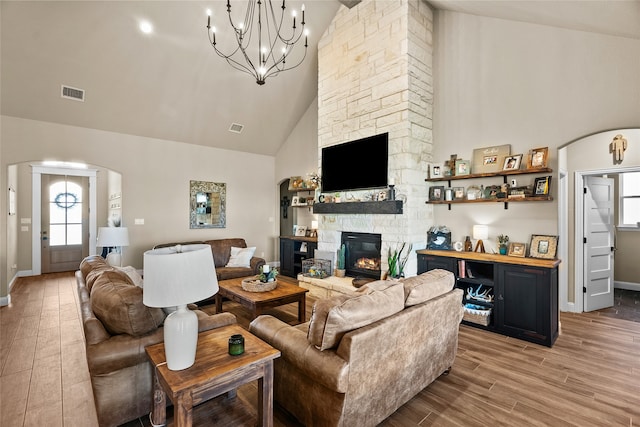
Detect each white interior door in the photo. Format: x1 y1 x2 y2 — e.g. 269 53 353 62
583 176 615 312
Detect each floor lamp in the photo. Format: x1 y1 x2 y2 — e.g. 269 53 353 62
97 227 129 266
143 244 219 371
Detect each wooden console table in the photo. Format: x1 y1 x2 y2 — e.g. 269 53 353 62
145 324 281 427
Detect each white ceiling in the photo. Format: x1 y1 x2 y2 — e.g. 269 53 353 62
2 1 639 156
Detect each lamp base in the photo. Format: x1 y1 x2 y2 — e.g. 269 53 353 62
474 240 486 253
105 251 122 267
163 304 198 370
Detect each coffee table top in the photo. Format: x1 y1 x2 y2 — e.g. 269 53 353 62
218 276 308 302
145 324 280 396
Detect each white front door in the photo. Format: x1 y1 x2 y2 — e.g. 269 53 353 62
583 176 615 312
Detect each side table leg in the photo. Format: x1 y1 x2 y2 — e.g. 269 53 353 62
175 393 193 427
258 361 275 427
215 294 223 314
298 294 306 323
150 373 166 426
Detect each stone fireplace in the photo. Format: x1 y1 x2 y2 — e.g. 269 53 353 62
342 232 382 279
315 0 434 278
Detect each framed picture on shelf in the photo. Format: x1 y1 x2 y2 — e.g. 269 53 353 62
472 144 511 173
291 196 300 206
507 242 526 257
455 159 471 176
534 176 552 195
429 163 443 179
453 187 465 200
294 225 307 237
529 235 558 259
528 147 549 168
503 154 523 171
429 185 445 201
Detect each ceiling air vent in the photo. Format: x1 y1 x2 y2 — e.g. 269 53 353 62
61 85 85 102
229 123 244 134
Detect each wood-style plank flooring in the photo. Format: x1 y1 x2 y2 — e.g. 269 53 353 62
1 273 639 426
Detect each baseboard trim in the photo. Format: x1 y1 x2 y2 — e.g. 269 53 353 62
615 281 640 292
0 294 10 307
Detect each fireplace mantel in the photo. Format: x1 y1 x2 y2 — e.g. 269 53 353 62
313 200 403 215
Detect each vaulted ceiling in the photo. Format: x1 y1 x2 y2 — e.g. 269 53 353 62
2 1 638 156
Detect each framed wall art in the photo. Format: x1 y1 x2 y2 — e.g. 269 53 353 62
503 154 523 171
455 159 471 176
534 176 552 196
529 235 558 259
528 147 549 168
429 163 444 179
472 144 511 173
429 185 445 201
190 180 226 229
507 242 526 257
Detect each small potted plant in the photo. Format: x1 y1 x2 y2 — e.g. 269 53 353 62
497 234 509 255
335 244 346 277
387 242 412 279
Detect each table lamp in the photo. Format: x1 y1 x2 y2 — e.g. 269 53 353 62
143 244 218 370
96 227 129 266
311 220 319 237
473 225 488 253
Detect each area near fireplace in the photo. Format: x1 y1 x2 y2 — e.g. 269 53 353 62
342 232 382 279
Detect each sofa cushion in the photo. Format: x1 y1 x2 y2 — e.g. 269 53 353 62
401 269 455 307
225 246 256 268
307 280 404 351
90 270 166 336
116 266 144 288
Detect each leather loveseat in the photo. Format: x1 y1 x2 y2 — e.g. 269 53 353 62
76 255 237 427
154 238 265 281
249 269 463 427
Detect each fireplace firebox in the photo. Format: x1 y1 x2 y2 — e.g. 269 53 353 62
341 232 382 279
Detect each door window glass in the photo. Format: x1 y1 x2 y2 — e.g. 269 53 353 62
49 180 83 246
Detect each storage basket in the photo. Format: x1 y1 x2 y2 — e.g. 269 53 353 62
241 277 277 292
463 304 492 327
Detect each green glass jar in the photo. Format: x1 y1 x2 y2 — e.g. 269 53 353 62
228 334 244 356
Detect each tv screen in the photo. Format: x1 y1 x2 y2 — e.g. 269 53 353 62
321 133 388 193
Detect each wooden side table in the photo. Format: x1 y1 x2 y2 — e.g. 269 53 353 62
145 324 281 427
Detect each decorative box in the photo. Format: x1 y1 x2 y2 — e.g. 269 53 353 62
302 258 331 279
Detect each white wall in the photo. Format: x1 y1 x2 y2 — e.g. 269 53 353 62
1 116 278 298
432 11 640 304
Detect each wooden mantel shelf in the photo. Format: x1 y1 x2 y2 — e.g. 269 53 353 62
313 200 403 214
416 249 561 269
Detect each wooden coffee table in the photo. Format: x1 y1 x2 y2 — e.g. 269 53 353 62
146 324 280 427
216 277 309 323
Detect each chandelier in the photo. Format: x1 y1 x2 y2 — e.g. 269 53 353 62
206 1 309 85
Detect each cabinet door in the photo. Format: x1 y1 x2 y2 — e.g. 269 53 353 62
417 254 457 275
279 239 295 277
496 265 556 346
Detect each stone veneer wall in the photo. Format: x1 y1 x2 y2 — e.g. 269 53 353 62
317 0 434 277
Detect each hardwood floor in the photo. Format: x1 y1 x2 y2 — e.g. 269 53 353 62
1 273 639 426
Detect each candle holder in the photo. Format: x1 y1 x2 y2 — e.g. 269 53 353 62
228 334 244 356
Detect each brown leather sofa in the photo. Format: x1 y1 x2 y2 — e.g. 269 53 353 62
76 255 237 427
154 238 265 281
249 269 464 427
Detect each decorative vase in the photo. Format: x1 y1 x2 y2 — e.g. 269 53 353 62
334 268 346 278
499 245 507 255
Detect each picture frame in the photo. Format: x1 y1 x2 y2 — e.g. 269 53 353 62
528 147 549 168
529 235 558 259
429 185 445 201
455 159 471 176
534 176 552 196
507 242 526 257
472 144 511 173
294 225 307 237
429 163 443 179
453 187 465 200
291 196 300 206
502 154 523 171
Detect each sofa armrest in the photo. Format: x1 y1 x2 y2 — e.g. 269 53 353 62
249 315 349 393
87 312 237 375
250 256 266 275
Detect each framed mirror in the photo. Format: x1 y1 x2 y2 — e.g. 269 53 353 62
190 180 226 229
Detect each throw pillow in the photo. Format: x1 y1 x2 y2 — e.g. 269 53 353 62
307 280 404 351
401 269 455 307
225 246 256 268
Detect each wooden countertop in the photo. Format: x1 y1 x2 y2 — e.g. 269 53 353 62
416 249 561 269
279 236 318 243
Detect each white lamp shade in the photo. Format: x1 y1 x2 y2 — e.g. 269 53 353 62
473 225 489 241
311 220 319 229
143 244 218 308
97 227 130 247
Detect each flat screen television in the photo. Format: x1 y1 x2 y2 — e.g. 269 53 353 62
321 133 388 193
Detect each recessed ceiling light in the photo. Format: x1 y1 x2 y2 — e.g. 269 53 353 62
139 21 153 34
